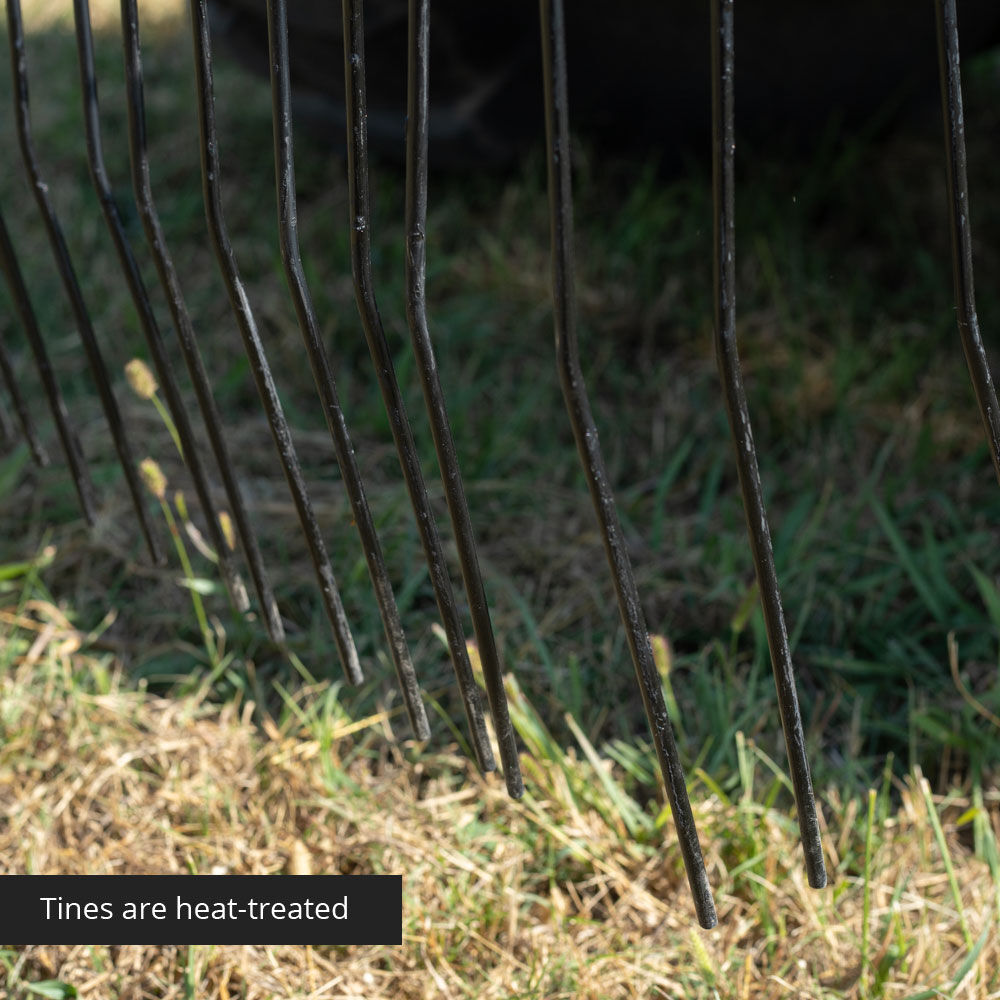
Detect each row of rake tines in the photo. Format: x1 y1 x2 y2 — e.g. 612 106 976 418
1 0 997 928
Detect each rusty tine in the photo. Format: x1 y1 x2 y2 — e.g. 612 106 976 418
539 0 716 926
119 0 285 644
342 0 523 794
710 0 826 890
264 0 429 738
6 0 162 563
72 0 252 616
0 272 48 467
188 0 362 684
935 0 1000 485
404 0 498 772
0 208 95 520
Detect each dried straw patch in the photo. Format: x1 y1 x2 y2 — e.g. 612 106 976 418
2 600 999 999
18 0 186 33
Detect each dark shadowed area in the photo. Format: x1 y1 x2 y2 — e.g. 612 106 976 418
208 0 1000 166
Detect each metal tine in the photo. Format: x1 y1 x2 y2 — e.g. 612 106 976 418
0 208 96 521
264 0 429 739
935 0 1000 485
118 0 285 645
0 292 48 466
72 0 252 617
710 0 826 890
341 0 524 796
5 0 162 564
404 0 499 773
187 0 362 685
539 0 716 927
0 384 11 445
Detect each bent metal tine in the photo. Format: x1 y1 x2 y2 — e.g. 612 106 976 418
264 0 429 739
342 0 524 795
935 0 1000 485
0 293 48 466
188 0 362 684
404 0 498 772
710 0 827 890
0 208 95 521
539 0 716 927
6 0 162 564
119 0 285 644
72 0 251 616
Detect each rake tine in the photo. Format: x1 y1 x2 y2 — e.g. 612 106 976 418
934 0 1000 485
0 388 11 445
264 0 428 739
404 0 498 773
0 208 96 521
342 0 523 796
72 0 253 617
6 0 162 564
119 0 285 645
710 0 826 890
0 294 48 466
539 0 716 927
188 0 362 685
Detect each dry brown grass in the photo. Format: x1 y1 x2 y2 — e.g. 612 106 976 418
2 600 998 999
18 0 185 33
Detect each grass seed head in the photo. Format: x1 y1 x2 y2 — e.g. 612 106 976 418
139 458 168 500
125 358 159 400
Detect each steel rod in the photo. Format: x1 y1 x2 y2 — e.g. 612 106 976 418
188 0 362 684
6 0 161 563
264 0 429 738
341 0 523 794
710 0 826 890
934 0 1000 485
119 0 285 644
72 0 251 616
0 386 12 445
0 207 95 521
0 293 48 466
404 0 499 773
539 0 716 926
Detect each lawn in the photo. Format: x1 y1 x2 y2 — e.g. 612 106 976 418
1 0 999 996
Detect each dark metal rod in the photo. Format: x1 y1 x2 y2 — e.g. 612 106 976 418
934 0 1000 485
710 0 826 890
6 0 161 563
341 0 523 795
0 386 12 445
72 0 251 616
264 0 428 739
539 0 716 926
0 207 96 521
0 299 48 466
188 0 362 684
404 0 498 772
119 0 285 644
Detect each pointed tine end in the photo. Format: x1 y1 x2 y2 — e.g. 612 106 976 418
505 770 525 800
807 855 828 890
412 711 431 743
261 601 287 645
475 740 498 775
